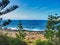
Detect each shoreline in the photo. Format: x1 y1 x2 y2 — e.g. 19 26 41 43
0 29 45 39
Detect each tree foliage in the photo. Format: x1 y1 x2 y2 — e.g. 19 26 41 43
45 13 60 45
0 0 18 28
16 21 26 40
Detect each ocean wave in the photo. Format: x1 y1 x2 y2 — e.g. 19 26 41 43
6 27 44 31
23 28 44 31
7 27 18 30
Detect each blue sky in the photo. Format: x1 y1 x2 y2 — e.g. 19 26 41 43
0 0 60 20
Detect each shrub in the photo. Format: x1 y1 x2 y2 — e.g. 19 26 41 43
47 40 55 45
15 32 26 40
34 39 47 45
7 37 27 45
0 35 9 45
34 39 55 45
0 35 27 45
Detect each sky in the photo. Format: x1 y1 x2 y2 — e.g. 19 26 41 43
0 0 60 20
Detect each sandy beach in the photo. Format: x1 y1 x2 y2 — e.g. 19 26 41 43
0 30 46 41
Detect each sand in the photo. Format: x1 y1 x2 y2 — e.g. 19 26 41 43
0 30 46 41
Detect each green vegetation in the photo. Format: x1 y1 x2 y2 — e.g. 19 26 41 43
15 21 26 40
45 13 60 45
0 35 27 45
34 39 55 45
34 39 47 45
0 35 9 45
7 36 27 45
33 13 60 45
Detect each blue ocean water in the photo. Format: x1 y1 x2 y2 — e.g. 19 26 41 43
2 20 47 31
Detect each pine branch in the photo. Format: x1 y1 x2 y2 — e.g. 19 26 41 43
1 19 11 27
0 0 10 11
0 5 18 15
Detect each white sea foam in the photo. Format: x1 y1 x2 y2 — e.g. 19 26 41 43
7 27 18 30
23 28 43 31
7 27 44 31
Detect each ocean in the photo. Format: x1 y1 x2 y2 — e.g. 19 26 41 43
2 20 47 31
